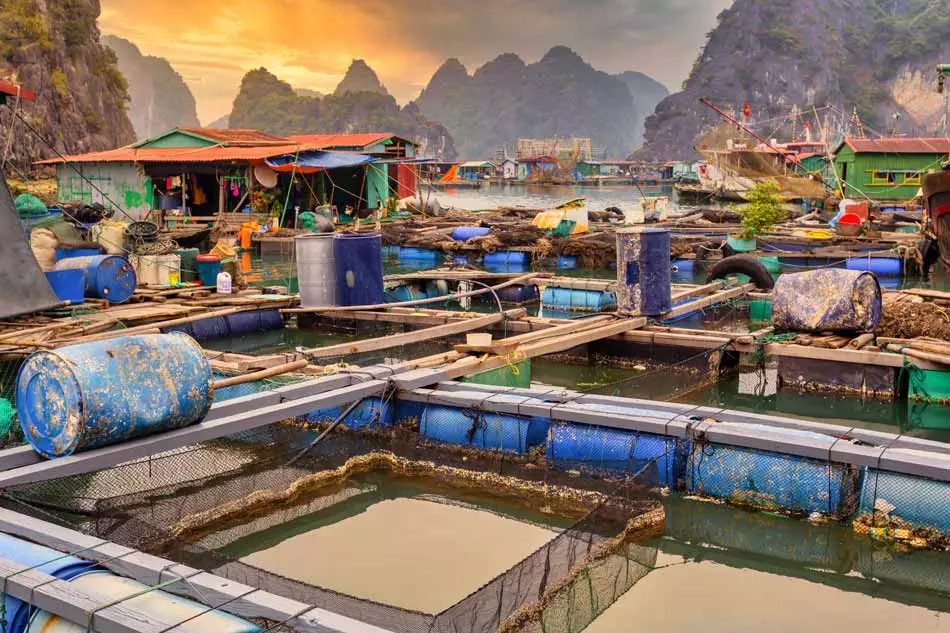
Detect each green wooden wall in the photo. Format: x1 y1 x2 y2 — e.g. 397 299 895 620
834 146 942 201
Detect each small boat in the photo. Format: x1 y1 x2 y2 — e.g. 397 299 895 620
921 171 950 267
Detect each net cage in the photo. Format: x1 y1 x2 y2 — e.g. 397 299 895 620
4 409 664 633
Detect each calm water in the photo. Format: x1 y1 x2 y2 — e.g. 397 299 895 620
424 182 677 213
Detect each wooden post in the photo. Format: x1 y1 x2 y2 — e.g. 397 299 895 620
218 171 226 216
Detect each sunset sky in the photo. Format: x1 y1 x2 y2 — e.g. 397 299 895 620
98 0 732 124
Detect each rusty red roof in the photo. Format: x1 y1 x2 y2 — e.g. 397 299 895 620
175 127 290 146
286 133 399 149
0 80 35 101
36 143 319 165
840 137 950 154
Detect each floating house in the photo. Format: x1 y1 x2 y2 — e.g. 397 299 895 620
500 158 518 180
40 128 420 220
457 161 496 181
832 137 950 201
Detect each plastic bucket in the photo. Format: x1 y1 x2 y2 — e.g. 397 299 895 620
196 254 222 287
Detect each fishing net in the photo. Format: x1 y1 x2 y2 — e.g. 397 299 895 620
7 415 662 633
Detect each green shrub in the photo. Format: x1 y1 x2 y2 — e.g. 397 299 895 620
740 181 786 240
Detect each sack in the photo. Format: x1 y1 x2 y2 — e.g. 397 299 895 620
30 228 58 271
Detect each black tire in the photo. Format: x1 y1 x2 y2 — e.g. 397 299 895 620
706 255 775 290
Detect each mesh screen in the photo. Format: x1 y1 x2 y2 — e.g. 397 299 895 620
8 417 662 633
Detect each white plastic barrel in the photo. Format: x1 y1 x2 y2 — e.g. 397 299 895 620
296 233 337 307
154 254 181 286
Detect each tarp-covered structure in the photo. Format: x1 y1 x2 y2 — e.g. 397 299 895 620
0 168 60 318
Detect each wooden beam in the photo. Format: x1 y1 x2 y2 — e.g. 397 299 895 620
298 309 525 357
670 281 725 303
423 317 648 384
0 378 382 488
658 283 755 320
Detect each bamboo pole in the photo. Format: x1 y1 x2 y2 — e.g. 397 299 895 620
848 333 875 349
886 344 950 366
212 360 310 389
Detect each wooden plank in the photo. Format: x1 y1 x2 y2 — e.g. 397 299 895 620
763 342 942 370
901 288 950 301
0 378 380 488
658 283 755 320
430 318 648 383
298 309 526 358
670 281 724 303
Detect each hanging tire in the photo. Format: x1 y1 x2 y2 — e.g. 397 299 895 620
706 255 775 290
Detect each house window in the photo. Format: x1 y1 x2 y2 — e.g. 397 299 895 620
903 172 922 186
869 171 897 185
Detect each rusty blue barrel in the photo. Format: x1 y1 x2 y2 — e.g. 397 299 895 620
616 227 671 315
15 333 213 458
51 255 137 304
772 269 882 333
334 233 384 306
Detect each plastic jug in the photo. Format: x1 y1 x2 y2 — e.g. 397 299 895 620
216 271 232 294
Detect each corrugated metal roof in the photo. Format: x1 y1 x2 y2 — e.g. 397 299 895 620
36 143 320 165
0 80 35 101
842 137 950 154
286 133 399 149
459 161 494 168
175 127 290 146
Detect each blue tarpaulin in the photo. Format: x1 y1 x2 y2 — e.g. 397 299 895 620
266 150 375 170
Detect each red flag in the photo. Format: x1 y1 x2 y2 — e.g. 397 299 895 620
743 102 752 118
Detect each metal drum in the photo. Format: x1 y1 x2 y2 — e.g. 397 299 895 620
616 227 671 316
16 333 213 458
333 233 383 306
295 234 336 307
51 254 136 304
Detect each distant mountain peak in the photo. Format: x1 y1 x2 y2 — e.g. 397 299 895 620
335 59 388 96
540 45 584 65
102 35 199 140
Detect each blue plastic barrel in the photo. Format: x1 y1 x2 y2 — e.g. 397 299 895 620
387 284 427 303
51 255 136 304
225 309 283 336
496 284 539 304
859 469 950 532
16 333 213 458
0 533 102 633
542 288 617 312
671 259 694 272
687 438 858 516
334 233 384 306
420 404 530 453
44 270 85 304
547 423 677 485
616 228 671 315
452 226 491 241
845 257 902 275
196 254 222 287
484 251 529 267
398 247 441 262
305 398 392 428
54 246 100 262
557 255 578 269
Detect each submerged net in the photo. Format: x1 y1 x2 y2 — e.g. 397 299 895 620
7 418 662 633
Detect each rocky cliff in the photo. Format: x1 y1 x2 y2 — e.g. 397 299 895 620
334 60 388 96
229 67 456 159
641 0 950 160
102 35 199 140
414 46 667 159
0 0 134 171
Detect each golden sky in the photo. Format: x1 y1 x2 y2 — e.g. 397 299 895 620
99 0 732 125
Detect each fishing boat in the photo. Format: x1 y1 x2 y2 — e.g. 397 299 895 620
922 170 950 267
